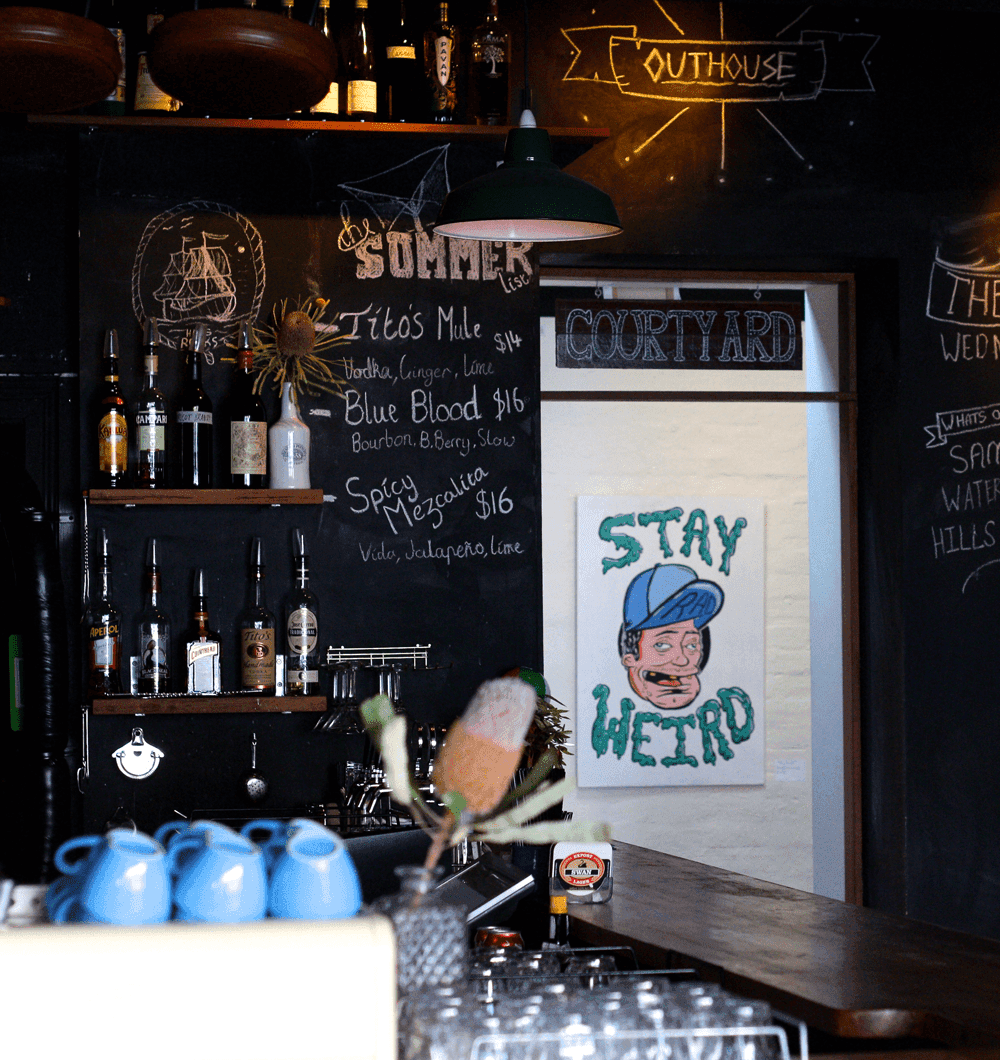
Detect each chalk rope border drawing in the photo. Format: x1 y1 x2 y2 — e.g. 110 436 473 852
131 200 266 356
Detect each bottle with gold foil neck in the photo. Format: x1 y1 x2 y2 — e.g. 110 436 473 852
96 328 128 488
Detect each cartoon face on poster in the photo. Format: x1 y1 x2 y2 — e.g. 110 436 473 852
577 496 765 788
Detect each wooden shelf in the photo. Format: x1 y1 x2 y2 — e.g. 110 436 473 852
85 488 324 506
28 113 610 143
91 694 326 716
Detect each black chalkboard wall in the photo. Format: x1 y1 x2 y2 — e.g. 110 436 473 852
520 0 1000 939
77 129 541 831
7 0 1000 939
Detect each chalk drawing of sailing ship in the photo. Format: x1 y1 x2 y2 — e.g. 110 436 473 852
153 232 237 322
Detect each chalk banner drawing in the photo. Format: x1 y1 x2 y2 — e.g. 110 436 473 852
560 6 877 165
926 214 1000 329
577 495 765 788
555 299 802 370
131 201 266 360
924 402 1000 448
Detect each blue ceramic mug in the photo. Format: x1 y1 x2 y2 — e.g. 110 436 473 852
240 817 329 873
266 823 362 920
154 818 237 851
48 829 170 925
168 829 266 923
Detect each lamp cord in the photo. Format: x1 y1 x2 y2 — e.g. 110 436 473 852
519 0 532 117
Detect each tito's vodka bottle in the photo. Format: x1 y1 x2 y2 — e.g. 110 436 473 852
238 537 276 693
185 568 222 694
285 530 320 695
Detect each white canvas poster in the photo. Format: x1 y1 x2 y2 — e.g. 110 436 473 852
576 496 765 788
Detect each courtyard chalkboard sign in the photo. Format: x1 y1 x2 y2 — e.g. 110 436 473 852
554 299 802 370
75 129 541 832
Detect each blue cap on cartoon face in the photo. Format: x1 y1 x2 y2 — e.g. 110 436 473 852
622 564 724 633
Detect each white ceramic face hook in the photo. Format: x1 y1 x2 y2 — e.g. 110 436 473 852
112 727 165 780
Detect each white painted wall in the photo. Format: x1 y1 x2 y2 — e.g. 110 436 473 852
539 280 844 896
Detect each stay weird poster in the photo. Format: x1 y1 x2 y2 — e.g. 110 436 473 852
577 496 765 787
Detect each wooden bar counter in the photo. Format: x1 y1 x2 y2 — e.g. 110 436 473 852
565 842 1000 1048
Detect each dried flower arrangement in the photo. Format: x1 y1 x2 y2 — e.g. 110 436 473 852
360 673 608 880
250 297 356 403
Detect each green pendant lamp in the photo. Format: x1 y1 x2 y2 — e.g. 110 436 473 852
434 108 622 242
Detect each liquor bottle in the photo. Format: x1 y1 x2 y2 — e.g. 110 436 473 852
135 317 168 487
136 537 171 694
88 0 128 115
229 320 267 487
469 0 509 125
280 0 295 16
310 0 340 118
423 1 458 122
382 0 421 121
285 529 320 695
342 0 378 120
543 894 571 949
177 323 214 488
133 4 179 114
85 529 123 698
268 382 310 489
238 537 277 693
184 568 222 693
95 328 128 488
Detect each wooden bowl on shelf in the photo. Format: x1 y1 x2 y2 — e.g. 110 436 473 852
0 7 120 114
148 9 337 117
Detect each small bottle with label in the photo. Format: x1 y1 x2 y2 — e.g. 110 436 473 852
185 568 222 694
96 328 128 488
135 317 168 487
238 537 276 694
284 529 320 696
268 382 310 489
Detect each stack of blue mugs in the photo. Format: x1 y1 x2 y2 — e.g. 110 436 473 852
46 818 363 925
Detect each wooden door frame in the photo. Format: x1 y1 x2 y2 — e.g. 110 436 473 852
538 266 862 904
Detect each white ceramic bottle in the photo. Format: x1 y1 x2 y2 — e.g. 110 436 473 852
268 383 310 489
